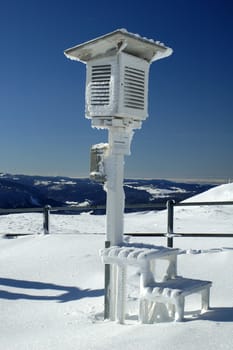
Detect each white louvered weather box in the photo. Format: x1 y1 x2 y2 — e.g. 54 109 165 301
86 52 149 121
64 29 172 126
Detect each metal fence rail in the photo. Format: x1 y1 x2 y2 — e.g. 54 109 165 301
0 201 232 246
0 202 166 215
165 200 233 247
0 203 165 237
175 201 233 206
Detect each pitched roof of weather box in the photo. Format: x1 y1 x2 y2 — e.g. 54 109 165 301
64 28 173 63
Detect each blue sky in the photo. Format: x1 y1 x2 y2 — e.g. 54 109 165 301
0 0 233 181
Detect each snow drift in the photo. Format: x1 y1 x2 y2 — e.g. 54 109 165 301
0 183 232 350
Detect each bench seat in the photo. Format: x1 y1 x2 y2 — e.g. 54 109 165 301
140 277 212 323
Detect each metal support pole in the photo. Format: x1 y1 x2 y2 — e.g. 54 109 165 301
104 150 125 320
105 128 127 246
105 153 125 246
167 200 175 247
104 240 111 320
43 205 51 234
103 126 133 320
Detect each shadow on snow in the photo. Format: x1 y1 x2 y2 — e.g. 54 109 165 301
0 277 104 303
197 307 233 322
183 307 233 323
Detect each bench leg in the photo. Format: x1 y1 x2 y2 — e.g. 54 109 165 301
139 299 149 323
148 301 158 323
116 266 127 324
201 287 210 312
174 296 185 321
109 264 117 321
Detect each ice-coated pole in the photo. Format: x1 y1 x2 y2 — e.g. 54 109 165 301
104 126 132 321
105 153 125 245
104 126 132 245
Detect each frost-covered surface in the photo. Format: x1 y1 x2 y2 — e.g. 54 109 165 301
0 183 233 350
125 183 188 198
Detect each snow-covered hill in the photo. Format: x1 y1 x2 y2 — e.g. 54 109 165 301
0 173 215 210
0 183 232 350
184 181 233 202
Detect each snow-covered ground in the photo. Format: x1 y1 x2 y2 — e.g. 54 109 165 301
0 183 233 350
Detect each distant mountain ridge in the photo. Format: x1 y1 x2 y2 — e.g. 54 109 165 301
0 173 215 211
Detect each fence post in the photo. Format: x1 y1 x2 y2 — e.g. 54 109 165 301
167 200 175 248
43 205 51 234
104 240 111 319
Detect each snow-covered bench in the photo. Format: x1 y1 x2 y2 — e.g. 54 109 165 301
100 244 212 323
140 276 212 323
100 244 180 323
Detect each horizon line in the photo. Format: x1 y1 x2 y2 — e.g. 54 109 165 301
0 172 230 185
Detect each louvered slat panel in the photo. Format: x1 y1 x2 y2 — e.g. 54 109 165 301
124 66 145 110
90 65 111 106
